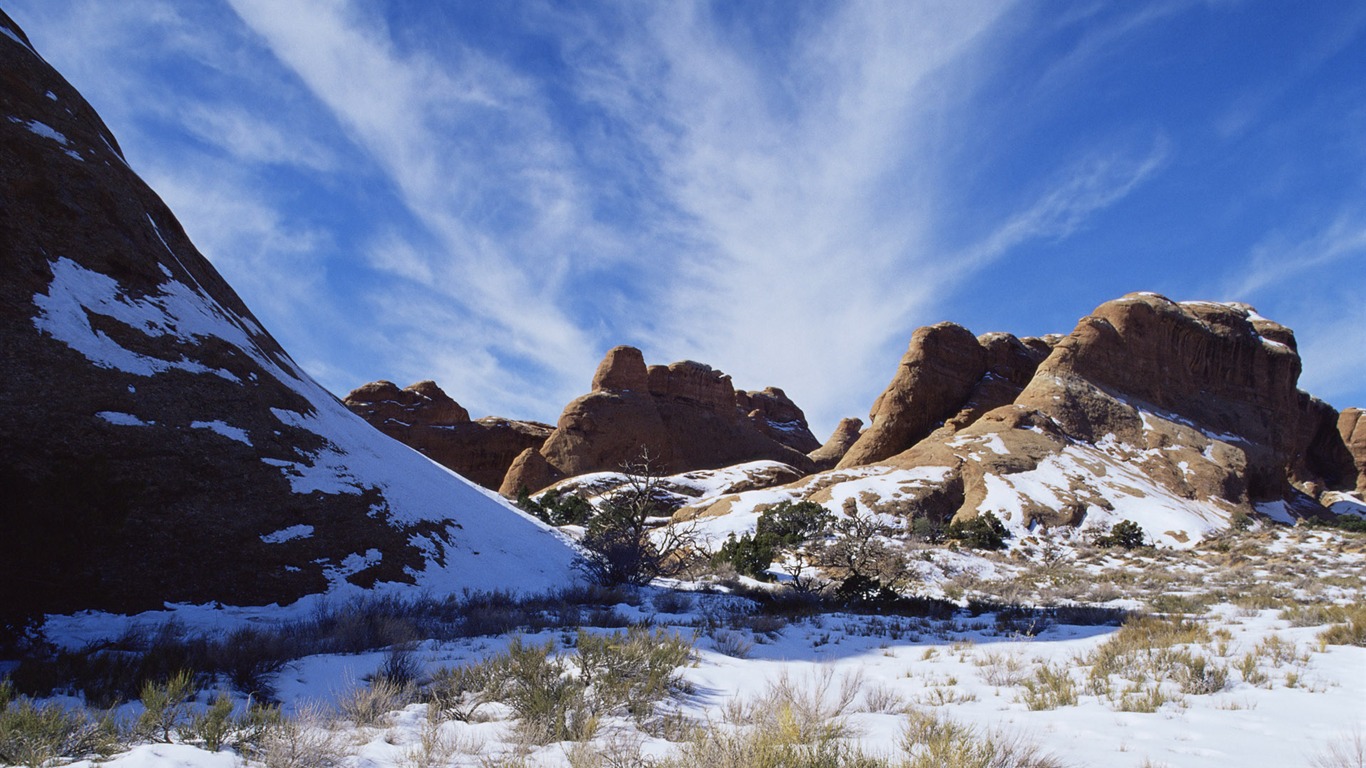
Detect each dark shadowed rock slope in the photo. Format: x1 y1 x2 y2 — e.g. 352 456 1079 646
0 11 577 626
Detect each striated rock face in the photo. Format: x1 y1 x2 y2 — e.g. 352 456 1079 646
344 380 551 490
808 418 864 471
499 347 817 495
1015 295 1307 500
1341 408 1366 495
836 324 1050 469
0 12 577 624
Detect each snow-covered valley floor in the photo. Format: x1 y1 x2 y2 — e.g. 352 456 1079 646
4 527 1363 768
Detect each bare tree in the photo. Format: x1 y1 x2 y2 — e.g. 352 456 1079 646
577 449 698 585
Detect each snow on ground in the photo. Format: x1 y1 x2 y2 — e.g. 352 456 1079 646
21 529 1363 768
979 444 1232 548
44 600 1366 768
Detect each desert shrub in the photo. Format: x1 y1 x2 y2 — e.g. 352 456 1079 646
376 644 421 689
427 661 501 723
946 512 1009 551
1306 515 1366 534
186 691 234 751
518 487 595 527
1170 651 1228 695
1082 615 1211 702
722 669 861 747
663 726 887 768
974 651 1027 687
650 589 695 615
756 501 834 546
428 628 691 744
859 682 906 714
574 626 693 722
1148 593 1212 615
711 501 834 581
910 515 946 544
0 696 124 766
399 717 479 768
713 533 778 580
136 669 197 743
247 704 347 768
814 510 914 604
579 452 697 586
498 637 593 744
710 630 754 659
1095 519 1146 549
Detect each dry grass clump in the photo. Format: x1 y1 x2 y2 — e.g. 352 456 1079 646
1019 663 1079 710
901 709 1065 768
248 704 349 768
1311 604 1366 647
1309 729 1366 768
1080 615 1227 710
973 650 1028 687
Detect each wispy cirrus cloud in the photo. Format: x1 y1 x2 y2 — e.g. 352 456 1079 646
1226 213 1366 300
544 3 1170 430
11 0 1187 431
227 0 607 408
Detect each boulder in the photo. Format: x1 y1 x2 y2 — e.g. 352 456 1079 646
345 380 471 426
1016 294 1306 501
591 345 649 392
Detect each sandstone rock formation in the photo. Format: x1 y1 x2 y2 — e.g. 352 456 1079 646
1341 408 1366 496
737 387 822 454
808 417 864 471
0 12 576 624
681 294 1362 546
836 324 1051 469
500 346 817 495
344 380 552 490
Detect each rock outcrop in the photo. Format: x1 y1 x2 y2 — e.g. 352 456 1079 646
0 12 577 625
1341 408 1366 496
684 293 1362 547
736 387 822 454
499 346 817 495
808 418 864 471
344 380 552 490
836 324 1051 469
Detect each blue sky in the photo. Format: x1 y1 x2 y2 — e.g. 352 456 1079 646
10 1 1365 437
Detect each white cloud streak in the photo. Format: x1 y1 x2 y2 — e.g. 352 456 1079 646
550 3 1167 433
227 0 602 400
1227 214 1366 300
12 0 1181 432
